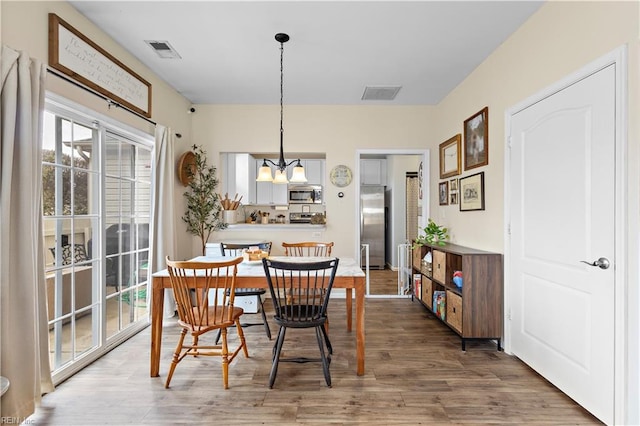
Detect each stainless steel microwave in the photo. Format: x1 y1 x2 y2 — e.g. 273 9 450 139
287 185 323 204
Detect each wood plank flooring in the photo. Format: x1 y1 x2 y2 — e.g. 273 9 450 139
368 268 399 295
29 299 601 425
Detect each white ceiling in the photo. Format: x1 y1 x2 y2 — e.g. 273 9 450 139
69 1 543 106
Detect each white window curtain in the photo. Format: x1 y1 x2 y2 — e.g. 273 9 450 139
0 45 54 420
152 125 177 317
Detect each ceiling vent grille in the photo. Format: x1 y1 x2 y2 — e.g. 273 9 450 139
361 86 401 101
144 40 182 59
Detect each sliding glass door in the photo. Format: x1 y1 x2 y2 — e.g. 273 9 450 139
42 97 153 381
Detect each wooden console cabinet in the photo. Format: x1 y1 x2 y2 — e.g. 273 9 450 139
412 242 503 350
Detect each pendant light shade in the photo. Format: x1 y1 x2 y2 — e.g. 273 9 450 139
256 33 307 184
256 161 275 182
290 160 307 183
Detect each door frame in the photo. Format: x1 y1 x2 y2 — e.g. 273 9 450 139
503 46 628 422
354 149 430 298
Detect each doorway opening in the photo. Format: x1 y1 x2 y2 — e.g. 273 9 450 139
355 149 429 297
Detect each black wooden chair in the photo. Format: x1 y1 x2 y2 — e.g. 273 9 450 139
262 257 339 388
217 242 272 342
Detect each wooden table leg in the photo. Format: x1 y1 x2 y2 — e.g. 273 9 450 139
355 278 365 376
150 277 164 377
345 288 353 332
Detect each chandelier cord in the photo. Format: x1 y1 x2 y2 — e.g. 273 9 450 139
279 39 285 170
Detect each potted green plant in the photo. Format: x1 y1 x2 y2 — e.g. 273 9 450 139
413 218 449 247
182 145 227 255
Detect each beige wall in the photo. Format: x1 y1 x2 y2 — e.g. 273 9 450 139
430 1 639 254
192 105 434 257
3 1 638 420
2 0 194 257
429 2 639 422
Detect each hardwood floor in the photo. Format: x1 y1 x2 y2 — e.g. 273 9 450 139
368 268 399 295
29 299 601 425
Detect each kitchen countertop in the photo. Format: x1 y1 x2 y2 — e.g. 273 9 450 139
225 223 326 231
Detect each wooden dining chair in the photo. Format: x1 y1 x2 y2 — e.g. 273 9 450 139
282 241 334 257
282 241 336 335
218 242 272 341
165 256 248 389
262 257 339 388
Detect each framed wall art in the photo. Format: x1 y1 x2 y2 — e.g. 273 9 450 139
48 13 152 118
459 172 485 211
464 107 488 170
439 181 449 206
439 134 461 179
449 192 458 205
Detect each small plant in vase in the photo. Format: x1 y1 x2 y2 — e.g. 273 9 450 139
413 218 449 248
182 145 227 255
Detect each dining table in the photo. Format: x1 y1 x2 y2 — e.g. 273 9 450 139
150 256 367 376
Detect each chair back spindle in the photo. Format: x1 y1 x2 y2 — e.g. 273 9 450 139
282 241 334 257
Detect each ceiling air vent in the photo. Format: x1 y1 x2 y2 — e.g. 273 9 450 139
144 40 182 59
361 86 401 101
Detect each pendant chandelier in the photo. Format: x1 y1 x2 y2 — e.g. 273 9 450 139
256 33 307 184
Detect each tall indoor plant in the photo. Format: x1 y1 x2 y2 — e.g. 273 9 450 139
182 145 227 255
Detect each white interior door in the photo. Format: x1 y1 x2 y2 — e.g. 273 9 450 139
508 64 616 424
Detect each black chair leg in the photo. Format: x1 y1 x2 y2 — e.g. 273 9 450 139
320 322 332 355
316 326 332 387
269 327 286 388
258 296 271 340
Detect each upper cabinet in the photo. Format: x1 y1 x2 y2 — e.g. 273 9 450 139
221 153 256 204
222 154 325 205
301 159 325 186
361 158 387 185
255 161 288 205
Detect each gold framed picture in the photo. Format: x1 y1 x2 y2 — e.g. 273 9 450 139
439 134 461 179
464 107 489 170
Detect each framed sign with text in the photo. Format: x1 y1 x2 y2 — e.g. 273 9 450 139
48 14 152 118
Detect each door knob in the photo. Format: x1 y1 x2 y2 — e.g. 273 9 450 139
580 257 610 270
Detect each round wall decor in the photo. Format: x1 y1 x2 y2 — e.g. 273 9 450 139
177 151 196 186
330 164 353 188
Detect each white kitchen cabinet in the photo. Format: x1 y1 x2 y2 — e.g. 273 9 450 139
360 159 387 185
221 153 256 204
255 161 288 205
302 159 325 186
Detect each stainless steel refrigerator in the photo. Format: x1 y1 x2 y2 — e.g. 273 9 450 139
360 185 386 269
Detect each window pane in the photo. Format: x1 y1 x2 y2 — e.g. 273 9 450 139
121 143 134 179
105 294 120 339
77 218 98 261
46 267 74 319
134 180 151 219
136 148 152 183
70 122 95 171
75 310 97 357
105 137 120 178
105 177 121 217
42 164 56 216
121 180 134 217
73 170 90 215
49 320 73 369
74 266 94 311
